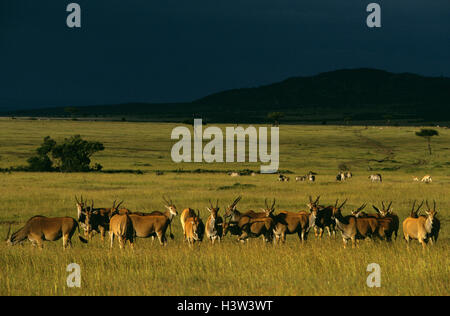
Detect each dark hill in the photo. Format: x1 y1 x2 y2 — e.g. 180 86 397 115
4 68 450 124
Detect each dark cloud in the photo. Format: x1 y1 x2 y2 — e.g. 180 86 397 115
0 0 449 110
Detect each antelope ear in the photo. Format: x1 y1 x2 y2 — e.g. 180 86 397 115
261 208 266 212
206 207 212 212
165 206 171 210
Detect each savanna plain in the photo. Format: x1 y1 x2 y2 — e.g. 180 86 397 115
0 119 448 296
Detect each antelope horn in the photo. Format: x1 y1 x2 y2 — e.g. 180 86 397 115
264 198 268 209
314 196 320 204
208 199 214 209
335 199 339 208
416 200 424 213
433 200 436 211
81 194 84 205
112 200 116 209
116 200 124 209
425 200 430 210
75 195 80 204
271 198 276 210
309 196 313 203
381 201 385 209
339 199 347 209
4 224 11 241
358 203 367 211
411 200 416 212
387 201 393 211
233 196 242 207
162 195 170 206
216 199 219 209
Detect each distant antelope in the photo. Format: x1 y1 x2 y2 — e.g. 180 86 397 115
184 210 205 246
336 172 346 182
128 196 178 246
295 175 307 182
205 200 223 244
6 216 88 249
369 174 382 182
109 207 134 249
403 200 440 248
345 171 352 179
230 172 240 177
421 175 432 183
308 174 315 182
278 174 289 182
413 177 419 182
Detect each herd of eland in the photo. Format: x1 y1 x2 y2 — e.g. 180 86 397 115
4 194 441 250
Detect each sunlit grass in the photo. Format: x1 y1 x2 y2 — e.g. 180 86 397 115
0 119 448 295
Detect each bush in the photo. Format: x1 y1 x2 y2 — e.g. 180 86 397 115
25 135 104 172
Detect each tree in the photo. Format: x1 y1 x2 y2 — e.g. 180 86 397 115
267 112 285 126
26 135 104 172
26 136 56 171
415 129 439 155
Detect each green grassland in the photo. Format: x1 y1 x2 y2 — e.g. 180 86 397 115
0 118 448 296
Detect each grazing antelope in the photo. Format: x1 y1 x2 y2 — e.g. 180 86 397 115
81 200 129 241
345 171 352 179
128 196 178 246
230 172 240 177
75 195 88 231
372 201 399 240
223 196 271 242
6 216 88 249
180 208 197 241
424 201 440 243
237 199 275 243
109 208 134 249
278 174 289 182
308 174 315 182
421 175 432 183
205 200 223 244
330 199 357 248
184 210 205 246
403 200 439 248
369 174 382 182
331 200 379 248
272 206 313 244
307 196 335 238
413 177 419 182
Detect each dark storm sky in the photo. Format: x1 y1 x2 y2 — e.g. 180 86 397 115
0 0 449 110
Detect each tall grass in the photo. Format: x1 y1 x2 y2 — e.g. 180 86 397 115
0 120 448 295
